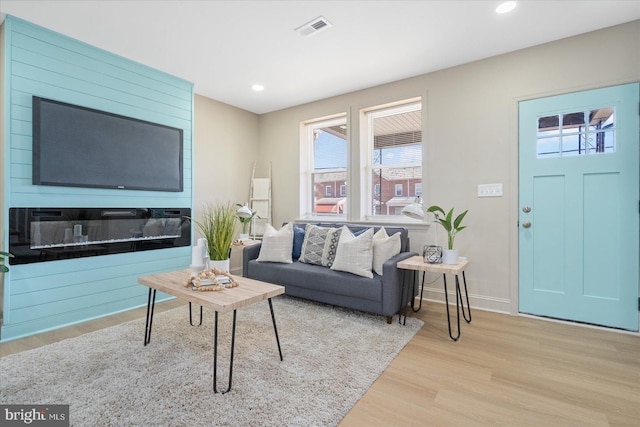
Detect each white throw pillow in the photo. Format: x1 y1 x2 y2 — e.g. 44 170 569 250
330 226 374 278
372 227 401 276
257 223 293 263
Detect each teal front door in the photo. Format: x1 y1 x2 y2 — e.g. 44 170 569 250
519 83 639 331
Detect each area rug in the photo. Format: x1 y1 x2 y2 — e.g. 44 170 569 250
0 296 423 426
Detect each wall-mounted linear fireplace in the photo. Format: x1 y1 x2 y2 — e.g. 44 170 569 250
8 208 191 265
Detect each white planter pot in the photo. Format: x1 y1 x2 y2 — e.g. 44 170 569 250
208 258 230 273
442 249 459 265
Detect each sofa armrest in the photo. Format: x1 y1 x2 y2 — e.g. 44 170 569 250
380 251 418 317
242 243 262 277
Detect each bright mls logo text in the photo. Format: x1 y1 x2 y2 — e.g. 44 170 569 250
1 405 69 426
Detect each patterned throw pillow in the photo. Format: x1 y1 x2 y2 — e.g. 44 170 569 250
299 224 329 265
321 227 342 267
298 224 342 267
330 226 374 278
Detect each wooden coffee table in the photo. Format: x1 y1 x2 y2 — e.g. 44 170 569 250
137 269 285 393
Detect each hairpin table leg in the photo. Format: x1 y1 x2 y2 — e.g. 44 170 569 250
459 271 472 323
411 271 426 312
213 310 237 394
268 298 283 361
189 302 203 326
442 274 461 341
144 288 156 346
399 269 415 325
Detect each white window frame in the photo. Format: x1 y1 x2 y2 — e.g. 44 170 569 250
395 183 403 196
415 182 422 197
325 185 332 197
299 114 348 219
339 184 346 197
361 99 423 221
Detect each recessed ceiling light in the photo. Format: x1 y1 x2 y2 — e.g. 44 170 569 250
251 84 264 92
496 1 516 14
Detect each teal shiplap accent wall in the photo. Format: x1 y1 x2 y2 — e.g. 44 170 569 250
1 16 194 341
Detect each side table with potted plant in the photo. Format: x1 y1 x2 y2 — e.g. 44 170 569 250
397 205 471 340
397 256 472 341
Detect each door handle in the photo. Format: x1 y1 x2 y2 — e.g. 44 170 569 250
522 221 531 228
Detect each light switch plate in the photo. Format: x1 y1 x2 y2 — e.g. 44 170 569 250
478 183 503 197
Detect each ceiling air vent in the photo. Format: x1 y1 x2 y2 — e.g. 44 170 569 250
295 16 332 37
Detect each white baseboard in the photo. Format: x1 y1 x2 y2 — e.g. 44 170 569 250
417 286 511 314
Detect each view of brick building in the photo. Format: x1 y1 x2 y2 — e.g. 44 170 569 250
313 168 421 215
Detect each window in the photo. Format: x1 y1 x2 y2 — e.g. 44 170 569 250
300 115 347 216
340 184 346 197
537 107 615 158
415 182 422 197
365 101 422 217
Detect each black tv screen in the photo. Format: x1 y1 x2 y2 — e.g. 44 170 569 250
32 96 183 192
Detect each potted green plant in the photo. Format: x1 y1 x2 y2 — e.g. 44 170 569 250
1 250 14 273
192 201 238 272
426 205 468 264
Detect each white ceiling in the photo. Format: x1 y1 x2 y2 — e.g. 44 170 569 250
1 1 639 114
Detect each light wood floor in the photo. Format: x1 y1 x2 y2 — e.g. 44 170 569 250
2 300 639 426
341 304 640 427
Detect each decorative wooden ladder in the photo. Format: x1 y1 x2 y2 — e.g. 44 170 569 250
249 162 272 238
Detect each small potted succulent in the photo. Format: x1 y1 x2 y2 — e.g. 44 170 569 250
426 205 468 264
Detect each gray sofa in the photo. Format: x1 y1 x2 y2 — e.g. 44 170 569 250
242 223 417 323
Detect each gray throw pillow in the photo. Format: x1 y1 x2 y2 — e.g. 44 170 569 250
321 227 342 267
299 224 329 266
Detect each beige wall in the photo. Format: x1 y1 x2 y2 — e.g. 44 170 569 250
192 94 260 237
248 21 640 313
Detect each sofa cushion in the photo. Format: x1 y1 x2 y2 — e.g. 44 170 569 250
299 224 327 265
247 259 383 301
292 224 306 259
330 226 374 278
372 227 401 276
321 227 342 267
299 224 341 267
310 223 409 253
256 223 293 263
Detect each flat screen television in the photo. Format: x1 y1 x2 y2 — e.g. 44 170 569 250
32 96 183 192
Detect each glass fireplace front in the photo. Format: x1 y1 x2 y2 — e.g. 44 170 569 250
8 207 191 265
